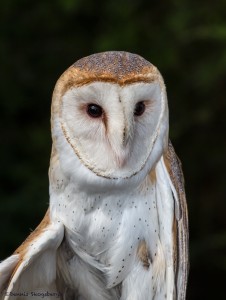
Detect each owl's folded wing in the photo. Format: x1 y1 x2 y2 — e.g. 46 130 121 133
0 210 64 300
163 140 189 300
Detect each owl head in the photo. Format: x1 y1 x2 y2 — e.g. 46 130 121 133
50 51 169 190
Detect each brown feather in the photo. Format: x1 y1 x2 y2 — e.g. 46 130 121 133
137 240 151 269
163 140 189 300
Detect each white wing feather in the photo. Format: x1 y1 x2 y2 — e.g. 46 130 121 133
0 211 64 300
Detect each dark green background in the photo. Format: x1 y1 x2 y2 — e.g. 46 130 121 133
0 0 226 299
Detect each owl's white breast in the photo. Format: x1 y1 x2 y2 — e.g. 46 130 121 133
49 158 175 299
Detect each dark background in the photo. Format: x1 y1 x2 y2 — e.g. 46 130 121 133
0 0 226 299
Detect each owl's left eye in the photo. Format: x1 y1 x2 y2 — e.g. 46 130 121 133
87 104 103 118
134 101 145 116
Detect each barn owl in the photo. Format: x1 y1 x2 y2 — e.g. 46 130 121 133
0 51 188 300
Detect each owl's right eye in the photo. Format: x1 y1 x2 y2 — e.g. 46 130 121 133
87 104 103 118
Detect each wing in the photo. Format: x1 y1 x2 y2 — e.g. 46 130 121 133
163 140 189 300
0 210 64 300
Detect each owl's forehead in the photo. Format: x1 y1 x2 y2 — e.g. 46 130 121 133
52 52 165 111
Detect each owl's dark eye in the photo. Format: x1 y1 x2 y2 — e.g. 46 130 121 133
134 101 145 116
87 104 103 118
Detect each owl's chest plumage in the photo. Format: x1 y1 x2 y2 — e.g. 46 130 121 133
55 180 157 259
51 163 175 299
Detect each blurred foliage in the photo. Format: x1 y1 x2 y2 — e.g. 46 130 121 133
0 0 226 299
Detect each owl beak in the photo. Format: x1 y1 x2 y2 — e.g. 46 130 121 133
114 128 131 168
108 115 132 168
115 149 130 167
122 126 130 147
109 134 130 168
